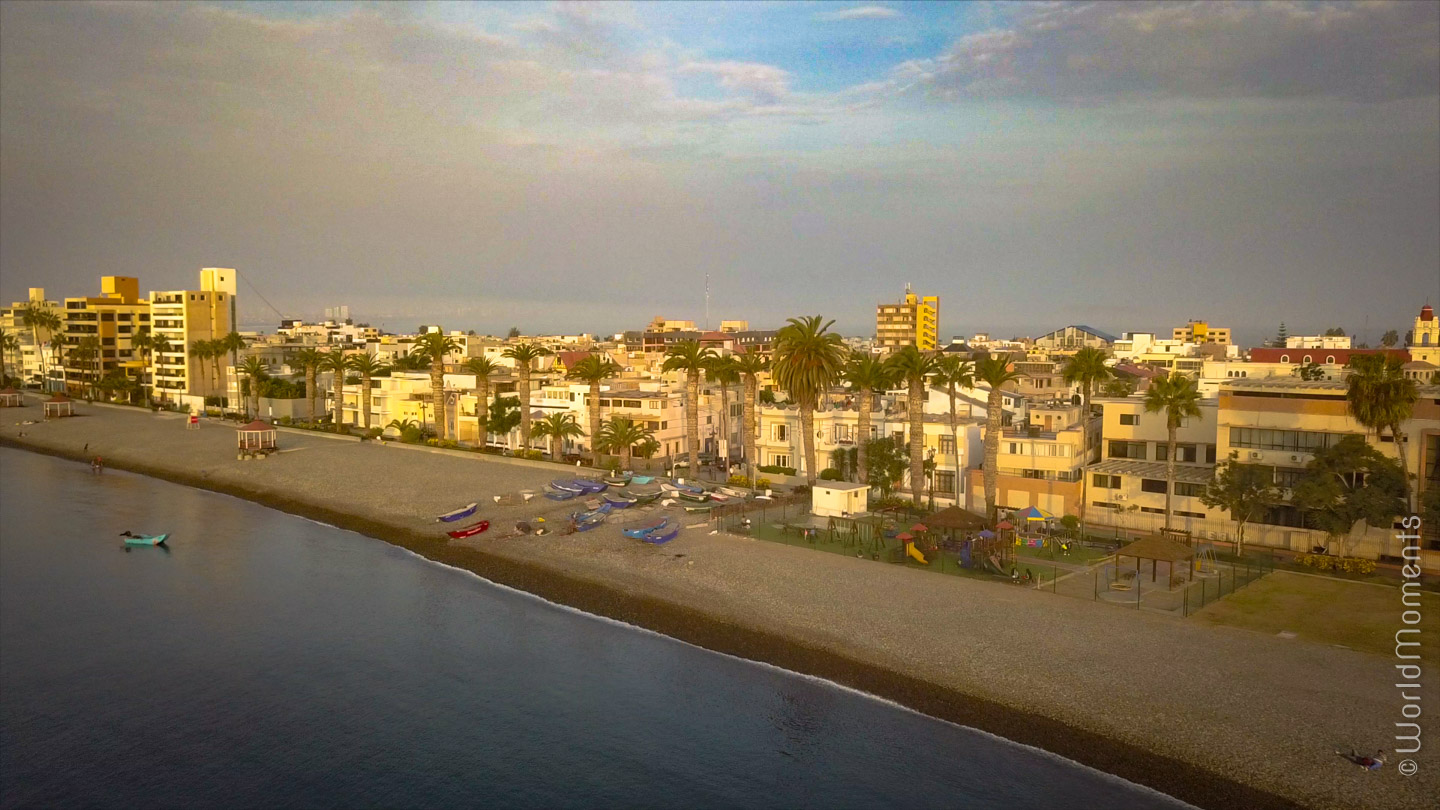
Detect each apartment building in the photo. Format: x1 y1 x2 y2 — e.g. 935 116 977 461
1031 325 1116 354
875 284 939 352
1172 320 1231 346
964 401 1098 516
1286 335 1352 350
60 277 150 394
148 268 236 400
0 289 62 386
1085 397 1220 530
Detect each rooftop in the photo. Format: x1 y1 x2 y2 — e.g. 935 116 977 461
1088 459 1215 485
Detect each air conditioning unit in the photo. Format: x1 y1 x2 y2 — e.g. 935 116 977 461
1114 494 1127 501
1291 455 1300 462
1248 451 1262 460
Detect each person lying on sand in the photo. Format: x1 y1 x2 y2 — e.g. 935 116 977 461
1337 748 1385 771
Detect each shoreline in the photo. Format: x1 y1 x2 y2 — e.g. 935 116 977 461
1 435 1300 810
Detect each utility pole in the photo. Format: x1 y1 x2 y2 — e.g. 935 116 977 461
704 272 710 331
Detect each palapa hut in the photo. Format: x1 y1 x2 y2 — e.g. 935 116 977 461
237 420 277 452
43 393 73 418
0 388 21 407
1114 534 1195 589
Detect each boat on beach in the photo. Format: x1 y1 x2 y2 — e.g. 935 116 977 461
603 474 631 486
544 488 578 501
630 490 662 505
121 532 168 547
643 527 680 544
567 479 608 494
446 521 490 539
436 503 479 523
623 517 669 539
602 493 637 508
551 479 586 493
629 475 656 485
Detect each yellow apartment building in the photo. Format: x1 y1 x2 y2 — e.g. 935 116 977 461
1172 320 1231 346
1085 397 1220 531
149 268 236 400
875 285 939 352
1408 304 1439 365
965 401 1098 517
61 277 150 394
0 288 62 387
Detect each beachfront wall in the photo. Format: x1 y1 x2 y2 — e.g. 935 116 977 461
254 397 309 422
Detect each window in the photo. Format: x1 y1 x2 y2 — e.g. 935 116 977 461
648 400 661 410
1229 428 1346 452
939 435 956 454
1109 440 1147 460
1303 355 1312 364
1091 501 1120 510
935 471 956 494
772 424 788 441
1279 354 1289 363
1176 509 1205 519
1119 413 1138 425
1140 506 1165 514
772 454 790 468
1157 444 1198 463
1206 445 1217 464
1326 356 1335 364
661 421 668 430
1175 482 1206 498
1141 479 1167 494
1092 473 1120 489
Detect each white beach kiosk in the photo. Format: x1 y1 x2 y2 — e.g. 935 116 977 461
811 480 869 518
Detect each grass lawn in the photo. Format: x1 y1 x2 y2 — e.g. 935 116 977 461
1195 571 1440 658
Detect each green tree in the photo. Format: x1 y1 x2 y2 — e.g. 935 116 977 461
596 415 655 472
386 418 425 443
319 350 349 431
220 331 246 375
771 316 846 485
487 397 522 449
732 350 769 481
20 304 60 390
1273 322 1288 348
931 355 974 500
865 435 908 499
1324 327 1346 337
1292 436 1406 554
507 326 522 339
1100 376 1135 398
841 352 894 486
532 411 585 460
71 336 100 398
1380 330 1400 348
567 353 623 465
502 342 552 453
661 340 718 478
1297 361 1325 381
238 356 268 419
130 327 169 407
392 351 429 371
885 345 943 508
705 355 740 468
464 356 499 446
347 353 390 431
292 348 325 424
1143 372 1204 530
413 332 462 440
975 352 1024 523
0 328 17 384
1346 353 1418 506
1200 463 1280 556
1062 346 1111 451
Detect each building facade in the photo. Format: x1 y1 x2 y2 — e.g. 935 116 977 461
875 285 939 352
149 269 236 400
1172 320 1231 345
61 277 150 394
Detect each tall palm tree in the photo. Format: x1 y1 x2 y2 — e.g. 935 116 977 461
1346 353 1419 506
597 415 655 472
931 355 974 501
705 355 740 469
532 411 584 460
238 356 268 419
502 342 552 453
886 346 944 507
291 348 324 424
188 340 212 402
221 331 245 374
72 336 100 398
662 340 718 478
566 353 623 465
319 350 349 431
731 350 769 481
464 356 499 446
347 353 390 432
1064 346 1113 525
771 316 846 486
975 352 1025 523
413 331 462 440
841 352 894 487
21 304 60 390
0 328 17 384
202 339 225 394
1143 372 1204 530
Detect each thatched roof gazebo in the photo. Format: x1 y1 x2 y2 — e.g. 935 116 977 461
1115 534 1196 588
0 388 21 407
237 420 277 452
926 505 987 532
43 393 73 418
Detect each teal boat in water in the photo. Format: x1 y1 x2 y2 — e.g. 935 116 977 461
120 532 168 547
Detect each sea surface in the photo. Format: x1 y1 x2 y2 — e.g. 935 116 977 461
0 447 1188 809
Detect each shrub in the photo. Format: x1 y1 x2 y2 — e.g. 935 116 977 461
365 428 382 440
871 495 914 511
757 464 797 476
755 477 771 490
1060 515 1080 531
818 468 844 481
792 485 811 496
727 474 753 487
519 449 545 461
1295 553 1376 575
425 438 440 447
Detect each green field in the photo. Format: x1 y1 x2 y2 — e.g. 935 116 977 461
1195 571 1440 657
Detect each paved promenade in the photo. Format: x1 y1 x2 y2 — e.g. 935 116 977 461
2 398 1433 810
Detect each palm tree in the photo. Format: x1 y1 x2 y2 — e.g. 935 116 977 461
597 415 655 472
1143 372 1203 530
464 356 499 446
0 328 17 384
188 340 212 402
840 352 893 487
238 356 268 419
975 352 1025 523
413 331 462 440
347 353 390 432
566 353 623 465
885 346 944 508
532 411 585 460
705 355 740 470
1063 346 1113 525
319 350 349 431
291 348 324 424
145 332 174 405
930 355 974 502
732 350 769 482
221 331 245 373
202 339 225 394
1346 353 1419 506
662 340 718 479
502 342 552 453
771 316 846 485
71 336 100 398
21 304 60 390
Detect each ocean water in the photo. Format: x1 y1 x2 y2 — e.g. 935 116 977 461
0 447 1188 809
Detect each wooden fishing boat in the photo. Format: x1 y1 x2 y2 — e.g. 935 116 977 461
603 475 631 486
446 520 490 539
544 488 578 501
551 479 586 493
602 493 637 508
575 513 607 532
630 490 662 505
623 517 669 539
682 503 713 513
121 532 168 547
568 479 608 494
643 527 680 545
436 503 479 523
677 490 710 503
669 480 705 494
629 475 656 485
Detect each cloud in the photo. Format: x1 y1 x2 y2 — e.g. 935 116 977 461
816 6 901 21
895 1 1439 102
679 60 791 104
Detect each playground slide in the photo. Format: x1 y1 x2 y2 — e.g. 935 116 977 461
985 555 1007 576
906 544 929 565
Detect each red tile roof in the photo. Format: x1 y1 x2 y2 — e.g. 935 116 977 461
1248 348 1409 364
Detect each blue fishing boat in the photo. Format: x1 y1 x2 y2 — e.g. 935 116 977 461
575 513 607 532
571 503 614 522
436 503 479 523
551 479 586 493
629 475 655 485
603 474 631 486
569 479 608 494
602 493 637 509
120 532 168 547
623 517 669 539
544 488 578 501
643 527 680 545
669 480 705 494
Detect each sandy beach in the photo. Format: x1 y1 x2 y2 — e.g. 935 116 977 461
2 398 1433 810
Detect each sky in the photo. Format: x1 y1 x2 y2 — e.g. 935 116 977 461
1 1 1437 344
